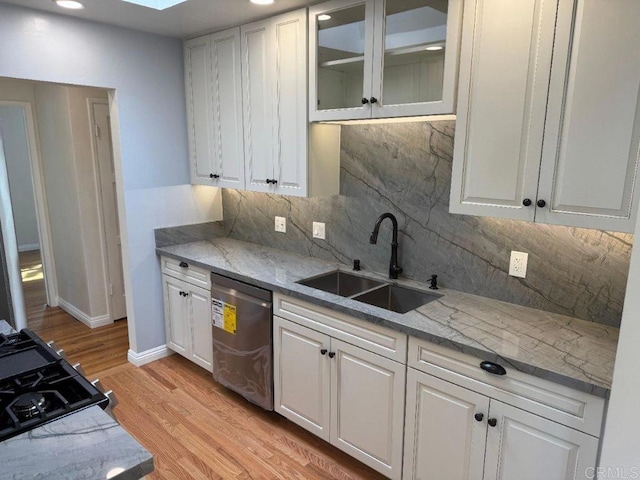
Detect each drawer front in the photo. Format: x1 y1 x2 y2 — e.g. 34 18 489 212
274 293 407 363
408 337 605 437
161 256 211 289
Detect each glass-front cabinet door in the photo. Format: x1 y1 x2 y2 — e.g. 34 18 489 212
309 0 462 121
309 0 376 121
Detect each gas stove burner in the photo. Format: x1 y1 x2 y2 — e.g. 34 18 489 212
12 392 46 419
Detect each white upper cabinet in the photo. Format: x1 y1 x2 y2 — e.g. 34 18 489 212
309 0 463 121
185 28 244 189
242 10 310 196
450 0 640 233
537 0 640 231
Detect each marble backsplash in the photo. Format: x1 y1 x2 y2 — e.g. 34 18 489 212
219 121 632 327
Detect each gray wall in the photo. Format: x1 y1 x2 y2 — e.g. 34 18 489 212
221 121 632 327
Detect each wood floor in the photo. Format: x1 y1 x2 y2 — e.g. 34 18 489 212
20 251 387 480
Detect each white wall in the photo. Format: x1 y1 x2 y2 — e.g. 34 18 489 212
0 4 223 352
0 106 39 251
600 224 640 472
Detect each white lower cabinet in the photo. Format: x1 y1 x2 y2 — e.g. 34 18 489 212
161 260 213 372
271 293 603 480
404 337 603 480
273 310 405 480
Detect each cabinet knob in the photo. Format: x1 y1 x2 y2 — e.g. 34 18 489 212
537 199 546 208
328 351 336 359
480 361 507 376
488 418 498 428
320 348 327 356
474 413 484 422
361 97 370 104
370 97 378 104
522 198 532 207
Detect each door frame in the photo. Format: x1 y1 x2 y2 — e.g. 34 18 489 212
0 101 58 318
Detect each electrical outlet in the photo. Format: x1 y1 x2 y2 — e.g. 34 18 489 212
509 251 528 278
312 222 326 239
275 216 286 233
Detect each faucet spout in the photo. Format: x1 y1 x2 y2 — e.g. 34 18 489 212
370 213 403 279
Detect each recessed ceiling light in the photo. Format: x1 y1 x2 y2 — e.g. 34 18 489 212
250 0 275 4
318 14 332 21
53 0 85 9
425 45 444 51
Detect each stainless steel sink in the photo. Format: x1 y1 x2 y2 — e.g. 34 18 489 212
296 271 385 297
352 284 442 314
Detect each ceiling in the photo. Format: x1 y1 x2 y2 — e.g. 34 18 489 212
0 0 319 38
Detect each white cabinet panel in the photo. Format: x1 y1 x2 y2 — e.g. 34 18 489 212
273 316 331 441
189 284 213 372
484 401 599 480
404 368 488 480
273 13 308 196
450 0 557 220
211 28 245 189
185 30 244 188
184 36 215 184
162 275 188 356
537 0 640 231
242 22 273 193
331 339 405 480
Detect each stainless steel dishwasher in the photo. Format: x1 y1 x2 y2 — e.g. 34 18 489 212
210 273 273 410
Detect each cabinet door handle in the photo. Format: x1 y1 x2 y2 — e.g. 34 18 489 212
266 179 278 185
522 198 532 207
488 418 498 428
474 413 484 422
480 361 507 376
328 351 336 359
361 97 370 104
537 199 546 208
179 261 189 268
370 97 378 104
210 173 220 179
320 348 327 356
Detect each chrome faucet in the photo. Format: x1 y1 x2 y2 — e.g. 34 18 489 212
369 213 403 279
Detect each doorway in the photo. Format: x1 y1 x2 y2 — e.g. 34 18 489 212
0 79 127 330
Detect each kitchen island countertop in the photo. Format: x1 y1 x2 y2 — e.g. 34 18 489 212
0 405 153 480
157 237 619 398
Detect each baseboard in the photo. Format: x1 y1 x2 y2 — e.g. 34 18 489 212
18 243 40 252
57 297 112 329
127 345 173 367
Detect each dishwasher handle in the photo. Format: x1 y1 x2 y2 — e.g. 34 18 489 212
211 283 273 309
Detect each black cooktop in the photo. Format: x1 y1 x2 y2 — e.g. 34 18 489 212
0 329 109 441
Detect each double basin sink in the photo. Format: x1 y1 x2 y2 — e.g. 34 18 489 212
296 270 442 314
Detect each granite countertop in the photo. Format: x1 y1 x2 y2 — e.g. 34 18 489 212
157 238 619 398
0 406 153 480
